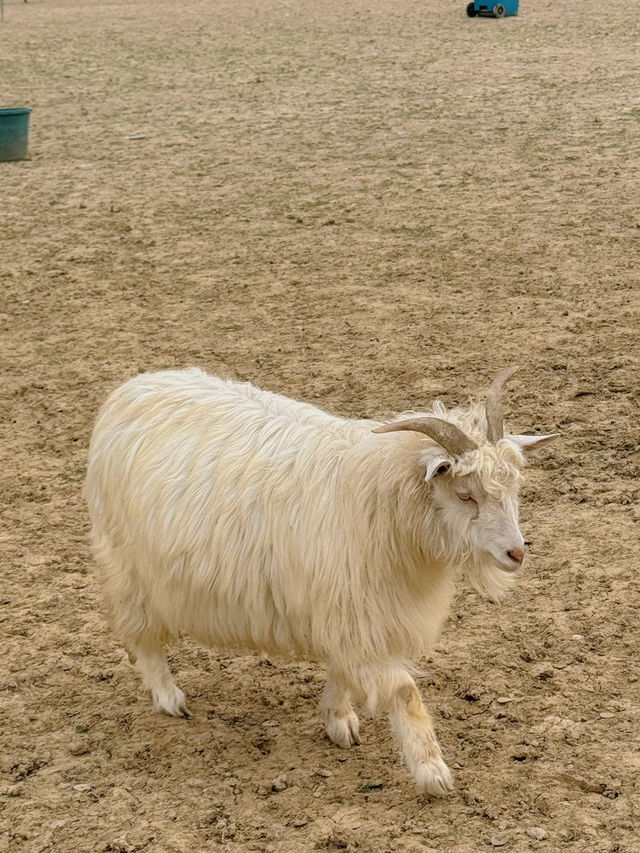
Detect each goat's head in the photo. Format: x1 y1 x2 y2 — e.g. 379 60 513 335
373 367 558 599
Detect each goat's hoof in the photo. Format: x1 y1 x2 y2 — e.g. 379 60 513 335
152 686 191 718
325 712 361 748
414 757 454 796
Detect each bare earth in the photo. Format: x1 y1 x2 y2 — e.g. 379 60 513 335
1 0 639 851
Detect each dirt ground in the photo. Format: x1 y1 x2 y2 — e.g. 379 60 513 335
1 0 639 850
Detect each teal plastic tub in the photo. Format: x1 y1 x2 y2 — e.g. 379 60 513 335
0 107 32 161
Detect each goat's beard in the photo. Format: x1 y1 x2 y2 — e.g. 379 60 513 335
425 517 518 602
463 555 518 602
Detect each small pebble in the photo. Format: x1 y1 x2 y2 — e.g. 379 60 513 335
69 739 91 756
271 775 287 792
72 783 92 792
526 827 548 841
535 667 554 681
491 832 511 847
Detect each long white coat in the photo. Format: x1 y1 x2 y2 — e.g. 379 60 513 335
86 367 548 795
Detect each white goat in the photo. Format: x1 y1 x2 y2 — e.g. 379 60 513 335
86 366 556 795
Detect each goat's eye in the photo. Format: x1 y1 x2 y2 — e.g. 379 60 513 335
456 492 476 503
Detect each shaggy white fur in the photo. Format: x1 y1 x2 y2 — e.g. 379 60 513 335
86 368 555 795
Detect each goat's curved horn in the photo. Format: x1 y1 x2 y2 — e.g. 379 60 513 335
485 365 519 444
372 417 478 457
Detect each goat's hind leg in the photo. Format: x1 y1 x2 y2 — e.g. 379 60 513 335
101 553 190 718
320 671 360 748
128 638 190 718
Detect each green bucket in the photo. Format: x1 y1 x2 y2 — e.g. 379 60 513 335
0 107 32 161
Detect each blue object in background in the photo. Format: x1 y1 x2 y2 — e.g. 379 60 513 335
467 0 519 17
0 107 32 161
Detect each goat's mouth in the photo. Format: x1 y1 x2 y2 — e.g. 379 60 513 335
493 553 525 574
496 563 520 575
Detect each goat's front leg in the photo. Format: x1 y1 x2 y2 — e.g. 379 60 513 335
320 670 361 748
386 672 453 796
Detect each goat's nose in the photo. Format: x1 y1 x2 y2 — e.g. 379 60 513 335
507 548 525 567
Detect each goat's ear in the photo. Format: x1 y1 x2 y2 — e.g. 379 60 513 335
423 454 454 483
505 433 560 456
